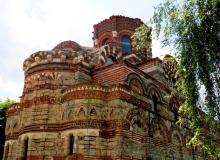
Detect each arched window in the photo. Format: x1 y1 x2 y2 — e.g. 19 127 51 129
121 36 131 54
90 108 97 119
130 78 144 95
23 138 28 160
78 108 85 119
152 95 158 113
69 135 75 155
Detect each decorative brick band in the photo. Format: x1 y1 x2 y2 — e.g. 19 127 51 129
25 62 91 77
6 120 129 140
8 103 21 116
63 84 152 111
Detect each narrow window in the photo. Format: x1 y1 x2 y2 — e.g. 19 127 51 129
23 138 28 160
69 135 75 155
173 108 178 122
192 145 195 160
152 95 158 113
121 36 131 54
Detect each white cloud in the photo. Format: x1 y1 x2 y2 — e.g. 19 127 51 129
1 0 107 50
152 41 172 58
0 77 23 101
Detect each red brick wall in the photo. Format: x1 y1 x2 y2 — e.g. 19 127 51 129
93 63 131 85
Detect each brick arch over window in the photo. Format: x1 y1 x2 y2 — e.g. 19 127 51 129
102 38 111 45
99 32 113 47
146 83 163 103
90 108 97 119
118 30 133 42
125 73 146 95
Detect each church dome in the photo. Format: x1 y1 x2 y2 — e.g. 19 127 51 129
52 40 81 51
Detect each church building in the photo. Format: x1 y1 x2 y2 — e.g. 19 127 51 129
3 16 207 160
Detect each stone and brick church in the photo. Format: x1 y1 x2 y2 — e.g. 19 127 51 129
3 16 208 160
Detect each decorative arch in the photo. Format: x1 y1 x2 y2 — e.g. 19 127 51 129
109 109 116 119
125 73 146 95
102 38 111 45
146 83 163 102
130 79 144 95
90 108 97 119
78 108 86 119
98 32 113 47
118 30 133 41
67 110 74 119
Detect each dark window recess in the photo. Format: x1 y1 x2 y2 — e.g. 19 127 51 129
121 36 132 54
69 135 75 155
24 138 28 160
152 95 158 113
174 108 178 122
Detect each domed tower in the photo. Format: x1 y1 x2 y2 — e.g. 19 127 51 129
23 40 92 99
5 40 95 159
94 16 149 58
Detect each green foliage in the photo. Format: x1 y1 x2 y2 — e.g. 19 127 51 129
153 0 220 158
132 24 152 54
134 0 220 159
0 99 15 159
0 99 15 127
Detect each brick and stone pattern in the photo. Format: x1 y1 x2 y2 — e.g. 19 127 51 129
3 15 211 160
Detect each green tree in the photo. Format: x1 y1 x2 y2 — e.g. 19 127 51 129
0 99 15 160
133 0 220 158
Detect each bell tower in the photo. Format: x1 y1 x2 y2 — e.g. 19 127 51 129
93 16 143 54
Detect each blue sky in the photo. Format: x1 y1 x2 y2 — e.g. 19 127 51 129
0 0 170 101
